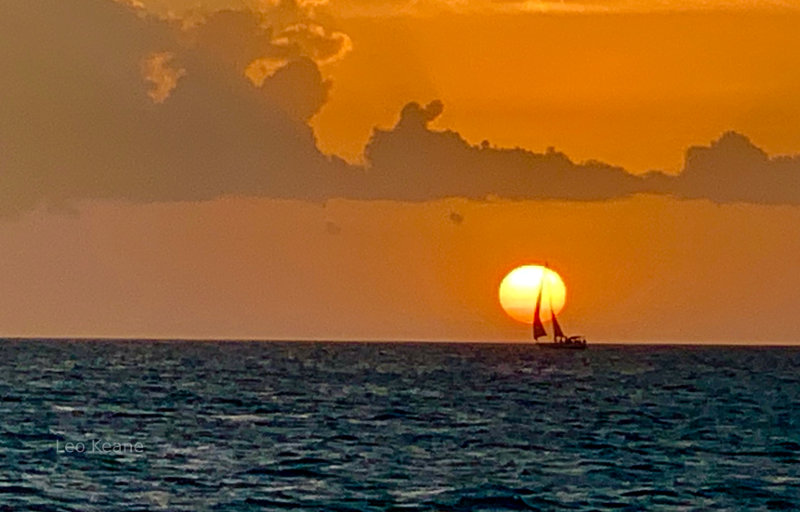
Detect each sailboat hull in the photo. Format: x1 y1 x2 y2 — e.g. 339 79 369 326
535 342 587 350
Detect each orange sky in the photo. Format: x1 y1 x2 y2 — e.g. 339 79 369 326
312 10 800 172
1 0 799 342
1 197 798 342
126 1 800 174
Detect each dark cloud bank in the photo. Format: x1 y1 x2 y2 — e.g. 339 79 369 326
1 0 798 217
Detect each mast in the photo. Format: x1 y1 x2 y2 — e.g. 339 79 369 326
532 269 547 340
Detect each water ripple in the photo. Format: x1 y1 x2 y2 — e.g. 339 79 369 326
0 340 798 511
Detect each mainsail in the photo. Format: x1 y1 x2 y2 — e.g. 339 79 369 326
532 278 547 340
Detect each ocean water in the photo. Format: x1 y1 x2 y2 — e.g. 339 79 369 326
0 340 798 511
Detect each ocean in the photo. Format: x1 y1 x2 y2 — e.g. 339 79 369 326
0 340 798 511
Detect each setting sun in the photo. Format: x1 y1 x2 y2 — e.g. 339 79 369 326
499 265 567 324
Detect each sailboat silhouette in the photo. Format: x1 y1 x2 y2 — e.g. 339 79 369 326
533 264 587 350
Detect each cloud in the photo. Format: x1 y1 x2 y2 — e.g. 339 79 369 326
260 57 332 121
142 52 186 103
362 103 800 204
360 100 645 201
661 132 800 204
0 0 351 216
187 9 277 74
397 100 444 128
133 0 353 67
1 0 798 217
245 57 290 85
272 23 353 65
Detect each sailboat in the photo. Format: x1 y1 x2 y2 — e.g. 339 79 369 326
532 266 587 350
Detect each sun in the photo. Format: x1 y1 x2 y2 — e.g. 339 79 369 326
499 265 567 324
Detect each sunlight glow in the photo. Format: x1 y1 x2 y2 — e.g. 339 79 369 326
499 265 567 324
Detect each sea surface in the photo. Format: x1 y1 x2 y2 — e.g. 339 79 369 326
0 340 798 511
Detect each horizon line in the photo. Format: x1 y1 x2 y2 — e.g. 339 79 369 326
1 336 799 347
